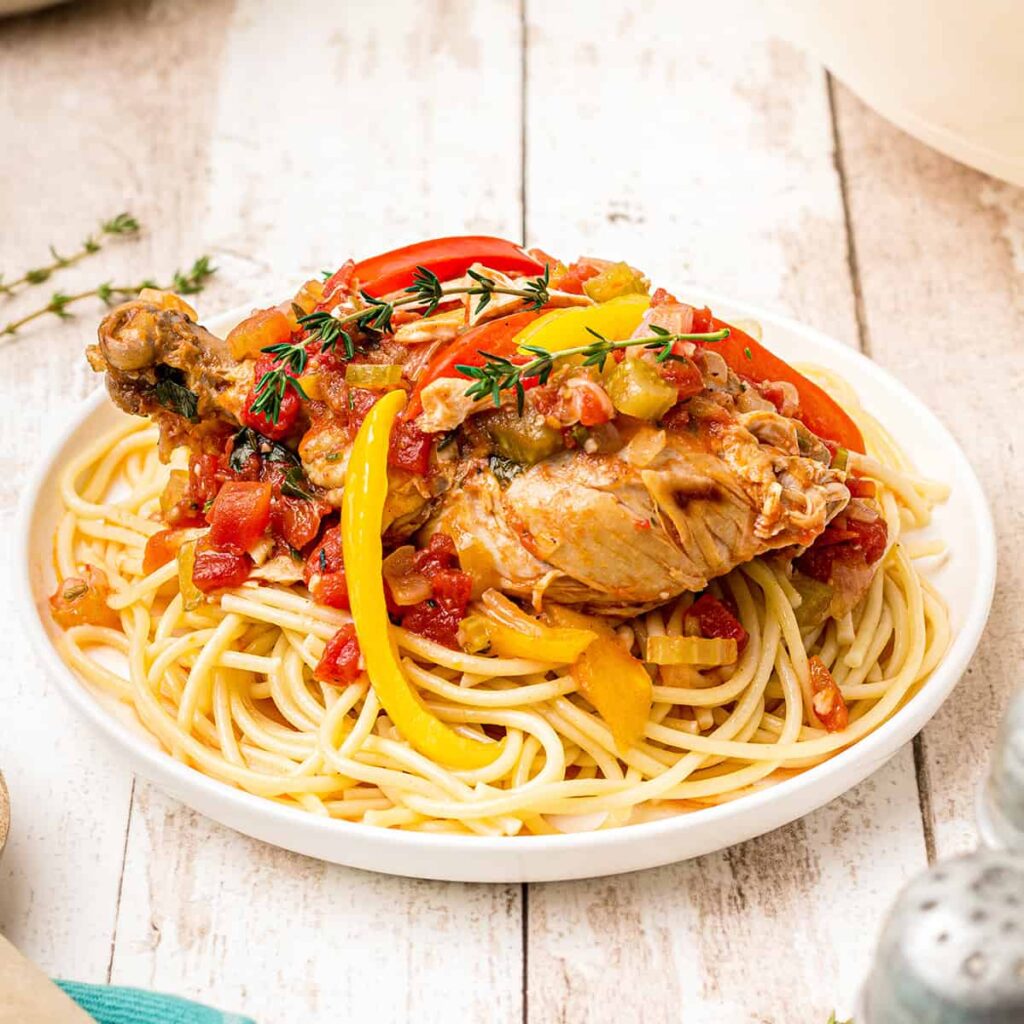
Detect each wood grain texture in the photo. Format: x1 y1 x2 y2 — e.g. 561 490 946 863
0 2 1011 1022
95 1 526 1019
0 0 236 978
110 787 522 1022
832 82 1023 858
522 4 929 1022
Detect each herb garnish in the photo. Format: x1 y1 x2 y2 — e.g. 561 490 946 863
2 255 215 337
251 263 551 423
460 324 730 414
152 366 199 421
0 212 139 297
280 466 316 502
228 427 299 473
488 454 524 486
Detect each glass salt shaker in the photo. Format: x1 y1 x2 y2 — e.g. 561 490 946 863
858 689 1024 1023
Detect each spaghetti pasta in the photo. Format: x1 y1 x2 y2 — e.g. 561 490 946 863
52 367 950 835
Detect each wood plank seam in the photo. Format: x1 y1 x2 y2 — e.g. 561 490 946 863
913 737 939 864
826 72 873 358
104 779 136 984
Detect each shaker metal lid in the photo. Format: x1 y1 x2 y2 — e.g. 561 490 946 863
862 851 1024 1023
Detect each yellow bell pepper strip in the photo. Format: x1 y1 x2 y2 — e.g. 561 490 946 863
342 389 502 770
546 605 653 751
644 634 738 666
458 613 597 663
512 293 650 355
175 539 204 611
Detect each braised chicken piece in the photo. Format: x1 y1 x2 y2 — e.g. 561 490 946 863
428 373 849 613
87 292 250 456
85 245 878 618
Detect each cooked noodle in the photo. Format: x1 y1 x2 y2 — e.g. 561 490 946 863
52 367 950 835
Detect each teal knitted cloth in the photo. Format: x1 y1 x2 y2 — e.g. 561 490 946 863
55 981 256 1024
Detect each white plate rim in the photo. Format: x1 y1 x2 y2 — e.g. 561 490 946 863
15 294 996 882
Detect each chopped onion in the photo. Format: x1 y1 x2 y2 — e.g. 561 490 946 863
381 546 432 606
345 363 404 388
622 427 667 468
644 634 737 666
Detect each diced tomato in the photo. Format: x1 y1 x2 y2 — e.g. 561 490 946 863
687 593 749 653
208 481 272 550
320 259 355 305
271 494 328 550
305 525 350 609
240 355 302 440
690 306 715 332
395 534 473 648
846 478 877 499
808 655 849 732
388 419 433 476
241 385 300 440
49 565 120 629
577 385 613 427
191 536 251 593
758 381 794 415
797 513 888 584
188 453 222 508
660 355 704 399
143 528 193 574
314 624 363 685
410 533 458 577
650 287 679 306
550 258 602 295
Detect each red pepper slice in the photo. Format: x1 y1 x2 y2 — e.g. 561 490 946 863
405 309 543 418
353 236 544 298
701 316 865 453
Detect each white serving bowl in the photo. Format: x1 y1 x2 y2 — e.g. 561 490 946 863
770 0 1024 186
16 296 995 882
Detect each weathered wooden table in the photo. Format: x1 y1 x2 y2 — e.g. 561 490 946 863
1 2 1019 1021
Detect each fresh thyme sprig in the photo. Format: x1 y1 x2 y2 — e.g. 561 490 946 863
1 256 216 337
407 264 551 317
298 264 551 354
253 263 553 422
0 212 140 298
458 324 731 414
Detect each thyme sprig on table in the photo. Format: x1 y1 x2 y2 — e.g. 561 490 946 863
1 256 216 337
252 263 552 422
459 323 730 413
0 212 140 297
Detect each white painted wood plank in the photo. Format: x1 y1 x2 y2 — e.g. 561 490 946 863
523 5 929 1021
529 754 923 1024
200 0 527 301
832 83 1024 858
99 1 526 1018
524 0 858 346
0 0 237 978
111 786 522 1022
